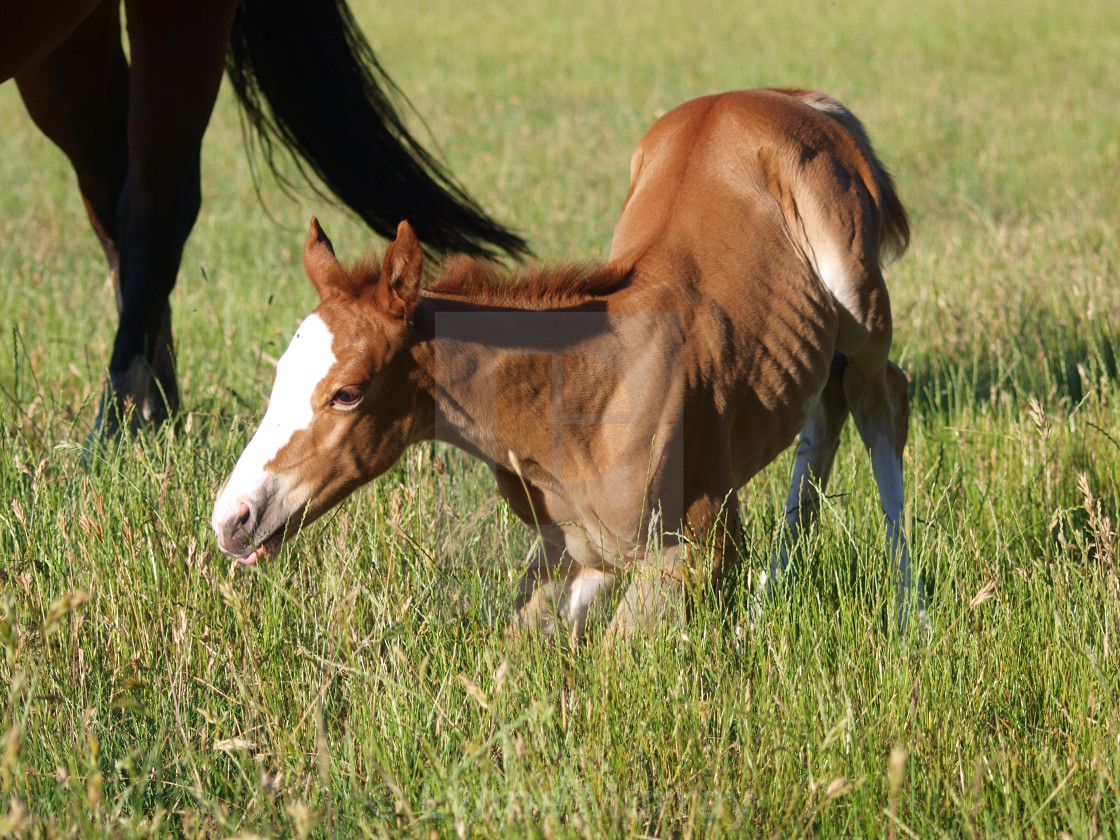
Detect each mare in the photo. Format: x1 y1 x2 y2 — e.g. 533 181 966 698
212 88 924 634
2 0 526 435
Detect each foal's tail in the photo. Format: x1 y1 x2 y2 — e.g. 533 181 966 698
225 0 529 260
782 89 910 264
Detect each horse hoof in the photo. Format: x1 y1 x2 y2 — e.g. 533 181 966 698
88 356 180 442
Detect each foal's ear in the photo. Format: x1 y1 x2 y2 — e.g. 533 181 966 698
304 218 348 300
377 221 423 320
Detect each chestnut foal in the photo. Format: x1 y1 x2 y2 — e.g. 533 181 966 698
212 89 922 634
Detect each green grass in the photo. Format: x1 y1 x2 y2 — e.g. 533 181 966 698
2 0 1119 835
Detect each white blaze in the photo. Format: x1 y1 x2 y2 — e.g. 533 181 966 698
212 314 337 530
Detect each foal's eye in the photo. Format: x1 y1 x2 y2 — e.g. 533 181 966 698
330 386 364 408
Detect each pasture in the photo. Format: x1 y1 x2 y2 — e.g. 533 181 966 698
1 0 1118 835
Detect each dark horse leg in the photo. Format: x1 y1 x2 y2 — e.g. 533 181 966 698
102 0 237 432
17 0 237 435
14 0 128 331
0 0 102 81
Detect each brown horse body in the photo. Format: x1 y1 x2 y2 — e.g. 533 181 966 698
2 0 525 436
212 89 922 633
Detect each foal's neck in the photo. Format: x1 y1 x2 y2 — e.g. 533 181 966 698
410 260 626 470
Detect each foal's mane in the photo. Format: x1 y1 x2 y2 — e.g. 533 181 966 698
421 255 631 310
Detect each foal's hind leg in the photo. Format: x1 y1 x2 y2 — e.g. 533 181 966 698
764 353 851 601
813 227 922 629
843 356 923 628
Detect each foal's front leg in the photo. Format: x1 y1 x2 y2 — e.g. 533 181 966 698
606 541 689 637
513 541 574 634
513 541 620 637
607 491 740 639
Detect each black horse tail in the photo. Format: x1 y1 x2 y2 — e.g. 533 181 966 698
225 0 529 260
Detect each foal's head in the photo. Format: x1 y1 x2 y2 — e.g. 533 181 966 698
212 219 423 562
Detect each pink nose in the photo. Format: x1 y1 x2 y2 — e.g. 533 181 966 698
217 499 256 556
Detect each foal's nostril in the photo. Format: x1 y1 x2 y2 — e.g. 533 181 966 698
234 499 260 537
219 498 258 552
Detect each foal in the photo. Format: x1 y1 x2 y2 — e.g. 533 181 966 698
212 89 922 634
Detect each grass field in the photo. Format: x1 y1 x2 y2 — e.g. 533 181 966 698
2 0 1119 835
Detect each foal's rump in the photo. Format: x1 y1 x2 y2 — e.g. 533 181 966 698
777 89 910 264
612 88 908 277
